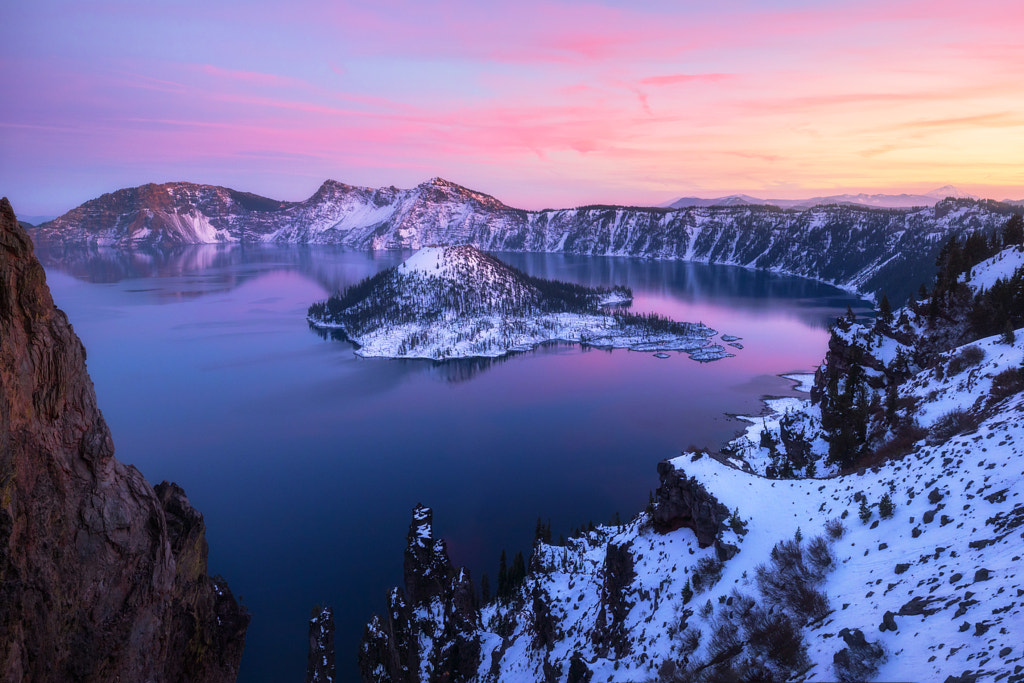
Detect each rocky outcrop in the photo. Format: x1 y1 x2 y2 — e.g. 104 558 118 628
359 504 480 683
0 197 247 682
832 627 886 681
651 459 731 547
590 542 636 659
306 605 335 683
404 504 461 605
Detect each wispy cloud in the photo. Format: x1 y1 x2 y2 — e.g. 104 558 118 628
3 0 1024 213
639 73 733 87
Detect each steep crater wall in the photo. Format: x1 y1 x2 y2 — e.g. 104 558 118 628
0 197 248 682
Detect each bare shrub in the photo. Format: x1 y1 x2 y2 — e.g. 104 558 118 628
870 420 929 464
770 538 803 575
756 532 832 622
947 344 985 375
806 536 835 578
928 408 979 444
790 583 831 621
990 367 1024 403
707 615 740 658
678 626 700 657
691 556 724 593
741 606 808 672
825 518 846 540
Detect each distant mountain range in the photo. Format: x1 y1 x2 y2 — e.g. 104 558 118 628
663 185 992 209
29 178 1023 304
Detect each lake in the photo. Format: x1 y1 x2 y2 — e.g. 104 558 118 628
36 244 872 682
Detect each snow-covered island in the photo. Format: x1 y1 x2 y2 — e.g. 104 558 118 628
307 245 732 361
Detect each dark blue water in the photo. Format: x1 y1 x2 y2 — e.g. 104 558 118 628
37 245 871 682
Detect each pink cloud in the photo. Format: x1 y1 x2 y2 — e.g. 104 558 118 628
196 64 304 89
639 74 732 87
6 0 1024 213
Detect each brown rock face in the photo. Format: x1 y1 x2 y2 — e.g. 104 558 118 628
651 460 730 547
0 197 247 682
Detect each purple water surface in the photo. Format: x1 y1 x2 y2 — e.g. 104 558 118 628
38 245 872 682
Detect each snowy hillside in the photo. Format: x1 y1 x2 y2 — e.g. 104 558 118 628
460 341 1024 682
352 225 1024 682
307 246 726 361
32 179 1021 303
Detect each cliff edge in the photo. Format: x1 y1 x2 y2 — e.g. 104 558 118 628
0 197 248 682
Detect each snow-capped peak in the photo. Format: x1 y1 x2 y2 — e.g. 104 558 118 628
398 245 507 284
926 184 977 200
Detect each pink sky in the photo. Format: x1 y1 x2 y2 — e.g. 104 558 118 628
2 0 1024 215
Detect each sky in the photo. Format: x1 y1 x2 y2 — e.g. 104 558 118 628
2 0 1024 216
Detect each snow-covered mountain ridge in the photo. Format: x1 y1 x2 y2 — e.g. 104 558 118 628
31 179 1022 303
665 184 981 210
350 220 1024 681
307 246 727 361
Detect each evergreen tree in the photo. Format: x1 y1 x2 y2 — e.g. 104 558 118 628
878 493 895 519
858 499 872 524
1002 320 1017 345
878 294 893 324
885 380 899 423
827 356 868 468
497 550 508 599
510 551 527 593
1003 214 1024 247
480 573 491 603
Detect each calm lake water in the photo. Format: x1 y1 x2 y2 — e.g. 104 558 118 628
37 245 872 682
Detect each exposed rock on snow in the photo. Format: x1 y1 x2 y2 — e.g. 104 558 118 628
308 245 723 361
650 460 731 547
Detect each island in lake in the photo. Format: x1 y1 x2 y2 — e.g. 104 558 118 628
307 245 734 361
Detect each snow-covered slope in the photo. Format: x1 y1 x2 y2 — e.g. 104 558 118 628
355 237 1024 682
31 180 1020 303
470 351 1024 682
307 246 724 361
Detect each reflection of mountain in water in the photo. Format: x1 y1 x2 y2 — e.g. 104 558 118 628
35 243 406 300
495 252 872 330
40 243 869 344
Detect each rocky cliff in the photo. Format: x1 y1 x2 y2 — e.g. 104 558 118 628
306 605 335 683
0 197 248 682
31 178 1019 303
358 504 481 683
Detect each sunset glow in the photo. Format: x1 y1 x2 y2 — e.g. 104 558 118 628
3 0 1024 214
